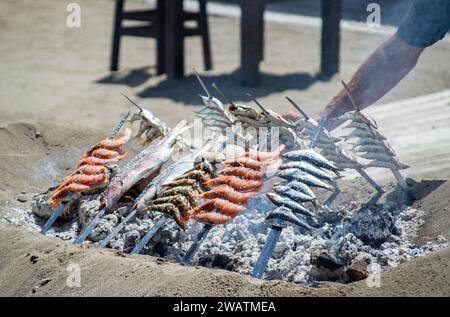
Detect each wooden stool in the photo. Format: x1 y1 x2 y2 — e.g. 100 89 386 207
110 0 212 74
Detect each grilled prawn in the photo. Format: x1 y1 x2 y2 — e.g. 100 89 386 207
204 176 263 191
199 185 258 205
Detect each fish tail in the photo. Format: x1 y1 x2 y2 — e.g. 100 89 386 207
166 120 191 146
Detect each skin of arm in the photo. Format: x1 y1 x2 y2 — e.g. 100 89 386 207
283 34 425 129
321 34 424 123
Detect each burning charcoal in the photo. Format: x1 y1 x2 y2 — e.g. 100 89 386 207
32 192 76 222
348 206 396 246
310 251 346 282
272 242 289 259
346 257 370 282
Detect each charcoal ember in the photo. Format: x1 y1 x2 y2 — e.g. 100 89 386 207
31 191 76 222
348 205 396 246
153 241 169 257
198 254 236 271
346 256 370 282
310 251 346 282
89 214 118 242
272 242 289 259
78 196 101 227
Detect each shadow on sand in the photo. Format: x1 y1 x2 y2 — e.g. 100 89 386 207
138 69 321 105
96 66 156 88
96 68 322 105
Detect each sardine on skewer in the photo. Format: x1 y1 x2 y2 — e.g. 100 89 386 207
265 207 312 230
278 169 335 191
278 161 335 181
266 193 314 218
282 149 339 172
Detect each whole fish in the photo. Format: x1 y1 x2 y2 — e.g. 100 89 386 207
158 186 200 206
102 121 190 210
266 193 314 218
282 181 316 199
282 149 338 172
367 160 410 170
333 111 378 129
356 141 397 157
133 139 215 210
352 138 382 148
200 95 234 124
359 152 395 162
343 127 386 141
343 121 370 130
273 185 316 204
278 161 335 180
278 169 334 191
266 207 312 230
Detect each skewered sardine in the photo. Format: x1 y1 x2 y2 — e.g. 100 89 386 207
278 169 334 191
282 149 338 172
272 185 316 203
266 193 314 218
266 207 312 230
278 161 335 180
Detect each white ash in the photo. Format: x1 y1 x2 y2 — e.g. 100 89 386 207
3 190 448 285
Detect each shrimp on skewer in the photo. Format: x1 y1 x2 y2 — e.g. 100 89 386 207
199 185 258 205
49 184 91 206
212 198 246 216
76 165 109 175
204 176 263 191
222 157 281 172
94 128 132 150
217 167 263 181
77 153 128 167
62 173 107 186
194 212 233 224
244 144 285 161
90 148 124 159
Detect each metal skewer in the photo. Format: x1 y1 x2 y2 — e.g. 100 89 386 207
212 83 237 108
121 138 218 254
193 68 211 98
121 92 143 112
41 111 130 235
247 93 269 115
285 96 310 120
251 119 325 278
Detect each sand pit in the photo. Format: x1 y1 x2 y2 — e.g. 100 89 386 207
0 121 449 296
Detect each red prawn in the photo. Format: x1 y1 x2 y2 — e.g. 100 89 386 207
194 212 233 224
217 167 263 181
244 144 285 161
204 176 263 191
199 185 258 205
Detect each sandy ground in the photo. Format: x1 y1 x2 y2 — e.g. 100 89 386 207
0 222 448 297
1 0 449 131
1 0 450 296
0 121 448 296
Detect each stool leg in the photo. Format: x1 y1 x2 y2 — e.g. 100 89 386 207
156 0 165 75
199 0 212 71
110 0 124 71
